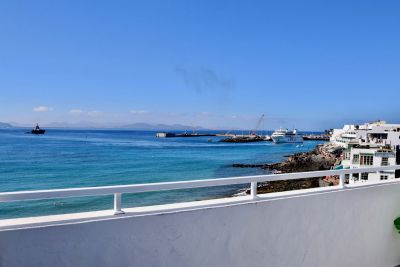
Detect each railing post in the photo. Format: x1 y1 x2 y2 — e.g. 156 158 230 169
250 181 258 200
339 174 345 188
114 193 124 215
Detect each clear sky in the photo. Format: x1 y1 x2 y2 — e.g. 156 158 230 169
1 0 400 130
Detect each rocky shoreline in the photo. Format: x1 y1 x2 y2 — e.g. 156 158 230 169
233 144 342 195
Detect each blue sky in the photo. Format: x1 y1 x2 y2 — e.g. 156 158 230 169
0 0 400 130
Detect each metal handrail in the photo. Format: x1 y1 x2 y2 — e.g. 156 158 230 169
1 165 399 215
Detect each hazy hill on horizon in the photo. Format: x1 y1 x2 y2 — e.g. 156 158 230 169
0 122 13 128
0 121 325 132
0 121 210 131
120 122 207 131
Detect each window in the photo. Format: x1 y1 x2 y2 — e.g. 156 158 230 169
381 157 389 166
352 154 360 164
361 173 368 180
360 154 373 166
344 152 350 160
380 175 388 180
345 174 350 184
353 173 359 181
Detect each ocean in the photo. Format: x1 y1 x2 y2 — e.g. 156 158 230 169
0 129 325 219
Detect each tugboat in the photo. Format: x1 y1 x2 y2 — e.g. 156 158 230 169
31 124 46 135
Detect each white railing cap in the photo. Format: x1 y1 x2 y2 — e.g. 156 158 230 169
0 165 399 203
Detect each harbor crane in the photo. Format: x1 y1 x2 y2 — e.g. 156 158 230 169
250 114 264 136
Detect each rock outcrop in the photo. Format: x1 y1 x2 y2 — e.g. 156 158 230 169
233 144 341 194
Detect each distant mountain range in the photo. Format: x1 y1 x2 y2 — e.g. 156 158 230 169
121 123 206 131
43 121 109 129
0 121 207 130
0 122 13 128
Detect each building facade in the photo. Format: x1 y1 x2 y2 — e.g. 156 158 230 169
341 144 397 184
331 121 400 184
330 120 400 149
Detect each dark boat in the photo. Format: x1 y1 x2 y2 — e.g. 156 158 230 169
31 124 46 135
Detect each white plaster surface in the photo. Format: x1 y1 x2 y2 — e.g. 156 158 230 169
1 183 400 267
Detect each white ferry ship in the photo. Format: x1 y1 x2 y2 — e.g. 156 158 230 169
271 128 303 143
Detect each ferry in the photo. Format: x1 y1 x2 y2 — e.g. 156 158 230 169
271 128 303 143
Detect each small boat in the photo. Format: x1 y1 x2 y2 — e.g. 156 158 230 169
271 128 303 143
263 135 273 141
30 124 46 135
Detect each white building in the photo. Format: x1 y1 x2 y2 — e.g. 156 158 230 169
330 120 400 149
331 121 400 184
341 144 397 184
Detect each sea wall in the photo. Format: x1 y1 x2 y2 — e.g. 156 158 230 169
1 183 400 267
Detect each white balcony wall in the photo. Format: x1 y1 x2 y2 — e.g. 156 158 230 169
1 182 400 267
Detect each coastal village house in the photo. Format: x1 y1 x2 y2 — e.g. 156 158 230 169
330 120 400 149
331 121 400 184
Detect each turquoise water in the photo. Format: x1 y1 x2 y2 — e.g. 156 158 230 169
0 129 324 219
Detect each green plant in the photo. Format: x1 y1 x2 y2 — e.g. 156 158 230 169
394 217 400 233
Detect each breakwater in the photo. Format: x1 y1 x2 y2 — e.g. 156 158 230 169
156 132 217 138
219 135 269 143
